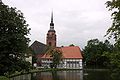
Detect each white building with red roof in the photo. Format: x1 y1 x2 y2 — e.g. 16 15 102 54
37 46 83 69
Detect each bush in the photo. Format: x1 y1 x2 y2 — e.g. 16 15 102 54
0 76 9 80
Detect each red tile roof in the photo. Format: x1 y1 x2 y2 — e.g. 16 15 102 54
61 46 83 59
39 46 83 59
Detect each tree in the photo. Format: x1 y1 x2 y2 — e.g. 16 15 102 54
69 44 75 46
0 2 30 75
46 47 62 68
105 0 120 66
105 0 120 78
105 0 120 49
83 39 113 67
51 49 62 68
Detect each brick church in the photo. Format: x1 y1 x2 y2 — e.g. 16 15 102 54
30 12 83 69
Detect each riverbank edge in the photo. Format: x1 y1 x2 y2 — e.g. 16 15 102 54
8 68 82 78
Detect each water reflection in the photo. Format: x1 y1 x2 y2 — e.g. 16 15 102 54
10 70 83 80
10 74 32 80
83 69 111 80
34 70 83 80
10 69 113 80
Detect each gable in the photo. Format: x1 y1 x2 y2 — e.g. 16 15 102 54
30 40 47 55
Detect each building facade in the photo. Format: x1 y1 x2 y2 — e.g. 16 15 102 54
39 46 83 69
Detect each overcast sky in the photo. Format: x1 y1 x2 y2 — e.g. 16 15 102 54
3 0 112 48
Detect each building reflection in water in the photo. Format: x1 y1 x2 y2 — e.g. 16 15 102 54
35 70 83 80
10 70 83 80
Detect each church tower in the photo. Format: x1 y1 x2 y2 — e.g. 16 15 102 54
46 12 56 47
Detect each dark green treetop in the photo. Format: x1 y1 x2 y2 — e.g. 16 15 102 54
83 39 113 66
105 0 120 49
0 2 30 75
104 1 120 79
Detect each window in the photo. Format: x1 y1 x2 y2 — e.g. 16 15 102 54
67 61 79 64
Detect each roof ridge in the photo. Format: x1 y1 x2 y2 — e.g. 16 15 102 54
60 46 79 48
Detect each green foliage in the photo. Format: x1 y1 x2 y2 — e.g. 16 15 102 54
51 49 62 68
104 52 120 69
0 2 30 75
0 76 9 80
69 44 75 46
105 0 120 78
27 47 37 66
105 0 120 65
105 0 120 49
46 47 62 68
103 51 120 79
83 39 113 67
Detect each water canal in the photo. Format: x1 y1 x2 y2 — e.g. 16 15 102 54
10 69 114 80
